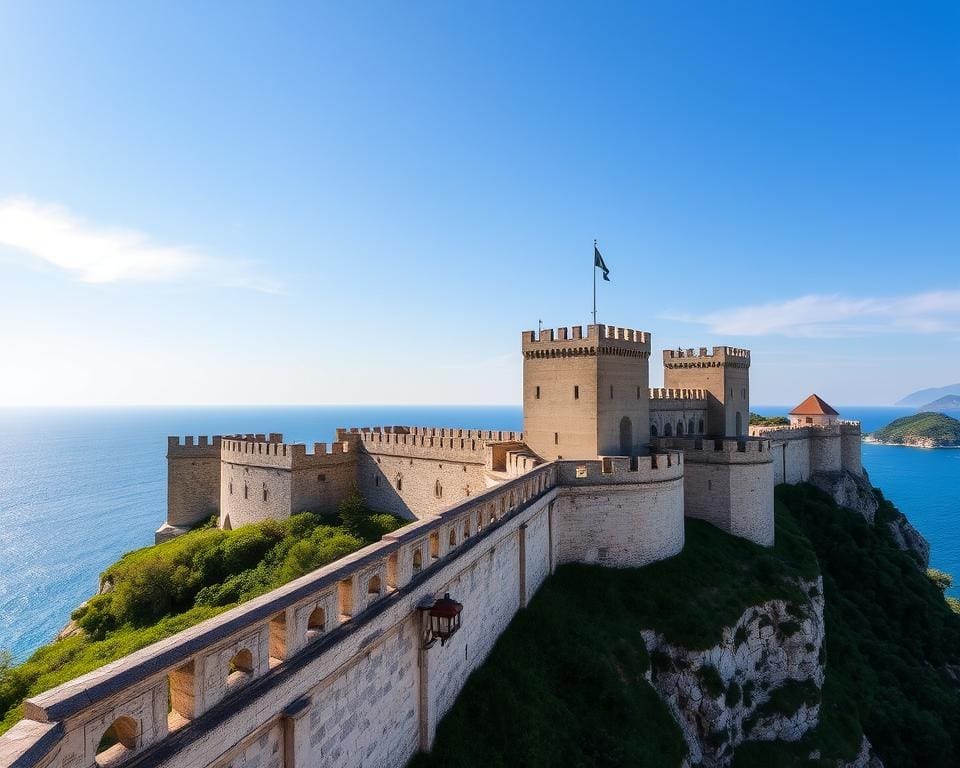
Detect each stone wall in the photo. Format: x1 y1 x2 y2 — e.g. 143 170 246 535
554 454 686 567
162 436 222 541
654 437 775 547
1 466 560 768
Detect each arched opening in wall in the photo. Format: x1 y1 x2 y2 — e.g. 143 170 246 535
268 611 287 667
499 498 505 518
387 552 398 590
688 419 695 435
619 416 632 456
736 412 743 436
476 510 483 532
307 606 326 640
396 474 403 492
650 424 658 438
448 528 457 548
368 574 381 596
168 661 195 731
412 548 423 573
677 421 684 436
664 423 673 437
227 648 254 691
95 715 138 766
222 515 232 531
435 480 443 499
463 519 470 539
262 483 268 502
429 532 440 560
698 419 704 434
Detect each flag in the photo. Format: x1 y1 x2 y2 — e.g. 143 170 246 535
594 245 610 281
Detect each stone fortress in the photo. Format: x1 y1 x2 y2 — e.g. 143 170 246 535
1 323 863 768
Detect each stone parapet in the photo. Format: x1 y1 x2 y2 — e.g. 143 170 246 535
522 324 651 359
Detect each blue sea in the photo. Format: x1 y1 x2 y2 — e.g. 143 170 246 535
0 405 958 662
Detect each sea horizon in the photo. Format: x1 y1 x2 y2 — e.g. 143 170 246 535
1 403 957 663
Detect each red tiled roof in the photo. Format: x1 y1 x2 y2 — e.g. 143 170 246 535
789 394 839 416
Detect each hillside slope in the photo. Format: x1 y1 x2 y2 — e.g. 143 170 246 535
867 412 960 447
413 485 960 768
895 384 960 407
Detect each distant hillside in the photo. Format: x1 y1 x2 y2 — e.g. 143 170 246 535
920 395 960 412
895 383 960 407
867 412 960 448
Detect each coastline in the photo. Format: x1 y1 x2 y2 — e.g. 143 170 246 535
863 436 960 449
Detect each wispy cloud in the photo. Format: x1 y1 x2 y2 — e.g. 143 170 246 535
0 197 279 292
666 290 960 338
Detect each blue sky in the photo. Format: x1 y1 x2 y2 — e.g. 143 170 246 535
0 2 957 406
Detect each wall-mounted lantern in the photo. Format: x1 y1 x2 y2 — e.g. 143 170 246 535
418 593 463 649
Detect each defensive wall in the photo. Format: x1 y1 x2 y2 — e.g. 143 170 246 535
1 465 560 768
554 452 685 568
647 387 707 439
337 427 526 520
0 450 695 768
162 436 222 539
653 437 775 547
219 436 357 530
749 422 862 484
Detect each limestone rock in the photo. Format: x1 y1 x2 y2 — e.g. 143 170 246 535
809 469 878 523
643 577 825 767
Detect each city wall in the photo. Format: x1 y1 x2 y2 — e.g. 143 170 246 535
749 422 862 484
653 437 775 547
554 453 686 568
1 466 559 768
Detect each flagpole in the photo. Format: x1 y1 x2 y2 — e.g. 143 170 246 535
592 239 597 325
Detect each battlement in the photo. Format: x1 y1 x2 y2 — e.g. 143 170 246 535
556 452 684 485
654 436 773 462
522 323 651 358
220 436 353 469
749 423 847 439
337 426 523 462
663 346 751 367
648 387 707 401
167 435 222 457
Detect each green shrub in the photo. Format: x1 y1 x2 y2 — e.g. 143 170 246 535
698 665 725 698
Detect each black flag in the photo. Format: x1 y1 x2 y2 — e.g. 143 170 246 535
594 245 610 281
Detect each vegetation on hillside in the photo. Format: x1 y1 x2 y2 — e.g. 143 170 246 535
749 412 789 426
411 508 819 768
0 489 403 735
868 411 960 446
414 484 960 768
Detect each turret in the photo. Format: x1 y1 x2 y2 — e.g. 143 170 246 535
662 346 750 437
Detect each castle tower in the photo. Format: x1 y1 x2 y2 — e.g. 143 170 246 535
522 324 651 460
662 347 750 437
158 435 222 542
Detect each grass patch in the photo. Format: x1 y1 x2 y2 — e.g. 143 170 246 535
0 489 403 735
412 508 817 767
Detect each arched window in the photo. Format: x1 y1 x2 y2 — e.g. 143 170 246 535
368 575 381 595
435 480 442 498
262 482 268 502
396 473 403 491
413 548 423 572
307 607 326 639
688 418 695 435
95 715 138 766
650 424 658 437
698 419 704 434
736 412 743 436
449 528 457 547
476 510 483 532
463 520 470 539
677 421 684 436
664 423 673 437
227 648 254 690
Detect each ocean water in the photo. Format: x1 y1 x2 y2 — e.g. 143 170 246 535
0 404 957 662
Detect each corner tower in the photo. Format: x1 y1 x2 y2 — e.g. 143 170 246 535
663 347 750 436
522 324 651 460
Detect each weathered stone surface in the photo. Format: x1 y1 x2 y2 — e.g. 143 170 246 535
643 577 825 767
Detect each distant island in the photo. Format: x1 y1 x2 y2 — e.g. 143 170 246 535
919 394 960 412
895 383 960 408
867 412 960 448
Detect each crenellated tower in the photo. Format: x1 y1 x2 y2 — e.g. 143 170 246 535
663 346 751 437
522 324 651 460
